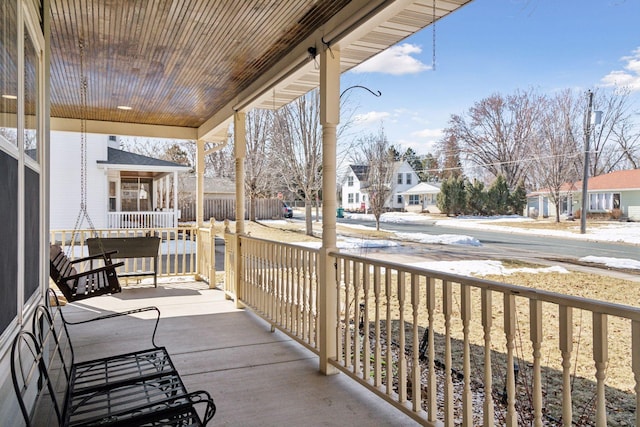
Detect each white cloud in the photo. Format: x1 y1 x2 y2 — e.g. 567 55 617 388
600 47 640 91
353 111 391 125
411 128 443 139
352 43 430 75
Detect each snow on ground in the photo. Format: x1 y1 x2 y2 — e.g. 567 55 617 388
580 256 640 270
407 259 569 277
395 232 481 246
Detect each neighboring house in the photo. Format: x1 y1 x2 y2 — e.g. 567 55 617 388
340 165 369 212
399 182 441 213
50 132 191 230
340 161 420 212
527 169 640 220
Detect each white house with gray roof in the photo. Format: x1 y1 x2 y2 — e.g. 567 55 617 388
50 131 190 230
340 161 420 212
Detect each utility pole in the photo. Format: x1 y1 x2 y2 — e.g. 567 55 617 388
580 90 594 234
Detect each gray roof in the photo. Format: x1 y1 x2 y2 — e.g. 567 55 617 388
97 147 191 169
349 165 369 181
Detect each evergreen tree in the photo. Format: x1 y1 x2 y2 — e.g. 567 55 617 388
437 175 466 216
466 179 487 215
487 175 510 215
508 180 527 215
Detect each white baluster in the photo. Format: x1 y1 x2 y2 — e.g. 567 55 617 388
481 289 494 426
559 305 573 426
592 312 608 427
411 274 421 412
530 299 543 427
443 280 453 426
504 293 517 427
461 284 472 426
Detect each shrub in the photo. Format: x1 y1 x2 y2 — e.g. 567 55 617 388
611 208 622 220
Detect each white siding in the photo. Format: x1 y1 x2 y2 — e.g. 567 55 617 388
50 132 109 229
389 161 419 210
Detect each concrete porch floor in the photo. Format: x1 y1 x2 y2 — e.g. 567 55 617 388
58 277 421 427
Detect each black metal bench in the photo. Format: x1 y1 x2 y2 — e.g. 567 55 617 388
87 236 161 287
11 295 215 426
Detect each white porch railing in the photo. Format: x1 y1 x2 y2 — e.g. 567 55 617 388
50 226 201 279
107 211 177 229
226 232 640 427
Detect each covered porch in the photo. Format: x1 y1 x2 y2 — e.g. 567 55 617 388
61 277 420 426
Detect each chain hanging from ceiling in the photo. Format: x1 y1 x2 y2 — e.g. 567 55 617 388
432 0 437 71
69 35 99 252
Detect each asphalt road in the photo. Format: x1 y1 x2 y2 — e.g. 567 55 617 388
336 216 640 263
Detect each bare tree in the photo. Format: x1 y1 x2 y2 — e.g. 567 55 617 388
614 117 640 169
438 134 463 180
245 109 277 221
531 90 582 222
273 90 323 236
589 88 639 175
359 126 394 231
445 89 544 189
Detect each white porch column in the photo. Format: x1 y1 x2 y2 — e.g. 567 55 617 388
196 139 205 227
172 171 178 227
234 111 246 309
319 45 339 375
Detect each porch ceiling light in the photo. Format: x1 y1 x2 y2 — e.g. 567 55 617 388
2 94 18 100
117 105 132 110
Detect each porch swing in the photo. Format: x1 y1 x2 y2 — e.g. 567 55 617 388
49 37 124 302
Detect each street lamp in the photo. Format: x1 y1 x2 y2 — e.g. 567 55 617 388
580 90 602 234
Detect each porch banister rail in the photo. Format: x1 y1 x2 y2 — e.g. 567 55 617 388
225 235 640 426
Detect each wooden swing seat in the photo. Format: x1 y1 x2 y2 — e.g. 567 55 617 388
49 244 124 302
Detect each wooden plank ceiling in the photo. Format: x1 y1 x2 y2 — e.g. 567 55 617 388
48 0 472 141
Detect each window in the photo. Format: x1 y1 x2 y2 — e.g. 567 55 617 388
1 1 18 147
24 25 39 162
409 195 420 205
397 195 403 204
355 193 359 203
347 175 354 187
121 178 152 211
108 181 117 211
589 192 620 211
348 193 354 203
397 173 403 184
406 173 412 185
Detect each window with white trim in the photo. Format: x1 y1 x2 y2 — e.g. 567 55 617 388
409 194 420 205
406 173 412 185
397 173 403 184
347 175 354 186
348 193 354 203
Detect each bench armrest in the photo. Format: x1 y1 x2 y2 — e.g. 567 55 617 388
69 250 119 264
49 291 161 348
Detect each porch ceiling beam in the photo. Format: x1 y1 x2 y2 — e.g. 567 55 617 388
51 117 198 141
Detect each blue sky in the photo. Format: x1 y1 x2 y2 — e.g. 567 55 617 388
340 0 640 155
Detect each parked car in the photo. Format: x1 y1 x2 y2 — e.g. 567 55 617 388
282 202 293 218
